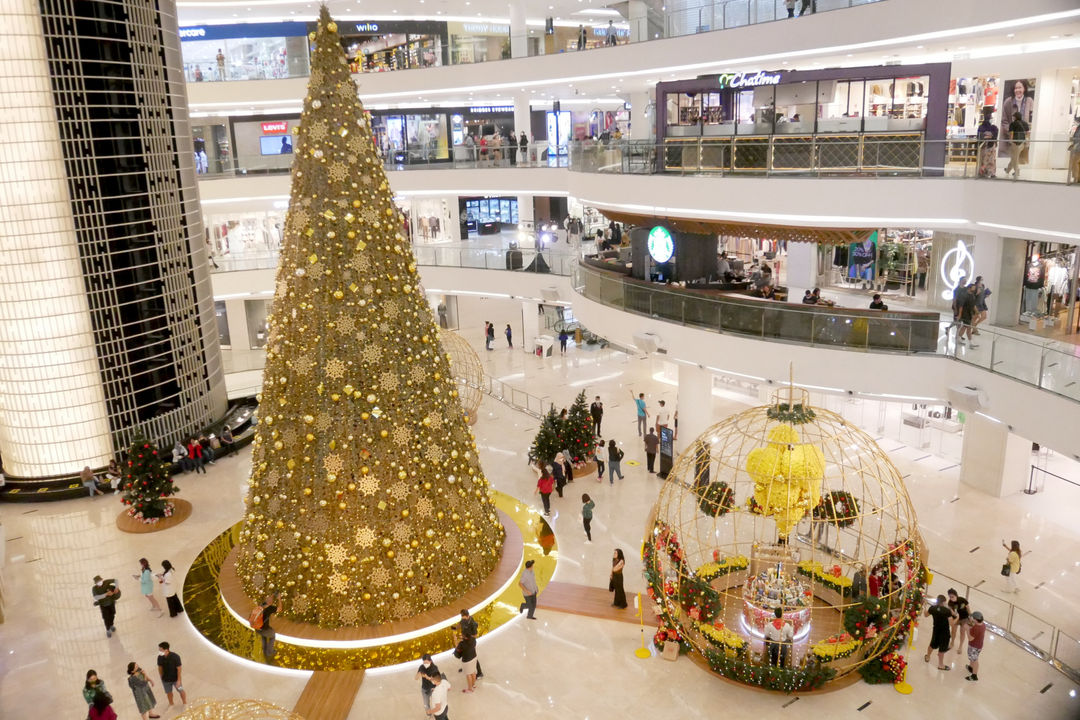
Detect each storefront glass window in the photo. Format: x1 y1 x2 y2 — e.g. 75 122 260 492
206 210 287 259
817 80 865 132
774 82 815 134
214 301 231 348
245 299 272 349
191 122 231 174
181 36 309 82
406 115 449 162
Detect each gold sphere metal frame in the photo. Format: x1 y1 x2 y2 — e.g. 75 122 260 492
439 330 484 424
645 387 927 690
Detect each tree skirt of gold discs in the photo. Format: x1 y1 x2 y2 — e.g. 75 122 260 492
185 491 556 670
176 699 305 720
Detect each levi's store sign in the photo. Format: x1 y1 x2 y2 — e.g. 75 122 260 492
717 71 783 89
261 121 289 134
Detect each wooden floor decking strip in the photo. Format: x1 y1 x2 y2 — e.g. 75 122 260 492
540 581 659 626
293 669 365 720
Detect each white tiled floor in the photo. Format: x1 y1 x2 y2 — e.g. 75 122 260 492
2 330 1078 720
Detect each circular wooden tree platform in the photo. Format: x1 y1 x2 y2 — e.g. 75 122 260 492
116 498 192 534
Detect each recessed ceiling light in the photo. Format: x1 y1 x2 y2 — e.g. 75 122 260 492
1007 33 1015 38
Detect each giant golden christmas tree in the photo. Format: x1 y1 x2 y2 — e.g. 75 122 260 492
236 7 505 628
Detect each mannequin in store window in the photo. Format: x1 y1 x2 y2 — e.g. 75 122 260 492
1022 255 1046 316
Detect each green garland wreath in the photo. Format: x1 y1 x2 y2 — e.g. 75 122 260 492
842 597 889 641
765 403 816 425
813 490 861 529
696 481 736 517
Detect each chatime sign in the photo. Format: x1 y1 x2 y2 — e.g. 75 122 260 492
717 71 783 89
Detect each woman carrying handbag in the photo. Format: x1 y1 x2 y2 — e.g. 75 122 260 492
610 548 627 608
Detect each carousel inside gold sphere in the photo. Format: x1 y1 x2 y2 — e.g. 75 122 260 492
644 387 927 692
439 329 484 424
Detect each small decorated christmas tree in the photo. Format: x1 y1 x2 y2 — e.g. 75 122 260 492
562 391 596 465
530 408 562 466
120 437 177 524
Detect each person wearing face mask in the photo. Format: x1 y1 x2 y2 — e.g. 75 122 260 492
82 669 111 706
415 654 441 714
92 575 121 638
156 642 187 708
126 661 161 719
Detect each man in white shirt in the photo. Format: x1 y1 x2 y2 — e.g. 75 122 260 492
764 607 794 667
655 400 671 436
425 669 450 719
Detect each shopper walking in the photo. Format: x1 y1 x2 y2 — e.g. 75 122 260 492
519 132 528 166
156 642 186 708
971 276 991 335
1004 111 1028 179
924 594 955 670
606 440 624 484
632 391 649 436
255 592 281 662
799 0 814 15
92 575 120 638
785 0 796 17
424 668 450 719
577 24 586 50
581 494 595 542
1001 539 1026 592
518 559 539 618
88 691 118 720
610 549 627 608
643 428 659 474
456 634 477 693
505 324 513 348
83 669 111 706
159 560 184 617
416 654 440 714
965 611 987 681
593 443 605 482
590 396 604 436
133 558 163 613
606 20 617 45
127 661 161 720
558 329 569 353
1068 120 1080 185
552 454 566 498
486 321 495 350
535 465 555 516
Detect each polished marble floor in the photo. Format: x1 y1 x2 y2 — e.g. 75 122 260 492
2 315 1079 720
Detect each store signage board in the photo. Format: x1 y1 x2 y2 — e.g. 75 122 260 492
261 121 289 134
648 225 674 263
178 22 308 41
468 105 514 114
355 22 380 32
939 239 975 301
717 71 783 90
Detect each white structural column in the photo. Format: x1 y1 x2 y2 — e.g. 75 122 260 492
630 89 653 140
518 195 535 232
677 363 713 445
785 241 819 300
627 0 650 42
513 93 532 148
959 413 1031 497
520 299 540 353
508 1 528 59
0 1 112 476
972 232 1025 327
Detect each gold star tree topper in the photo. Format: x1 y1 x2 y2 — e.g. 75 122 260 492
236 6 504 628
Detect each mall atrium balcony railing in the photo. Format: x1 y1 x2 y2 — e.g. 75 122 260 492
569 137 1080 183
195 137 1079 184
574 262 1080 405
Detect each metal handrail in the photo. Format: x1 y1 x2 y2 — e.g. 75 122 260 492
927 567 1080 684
573 262 1080 407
